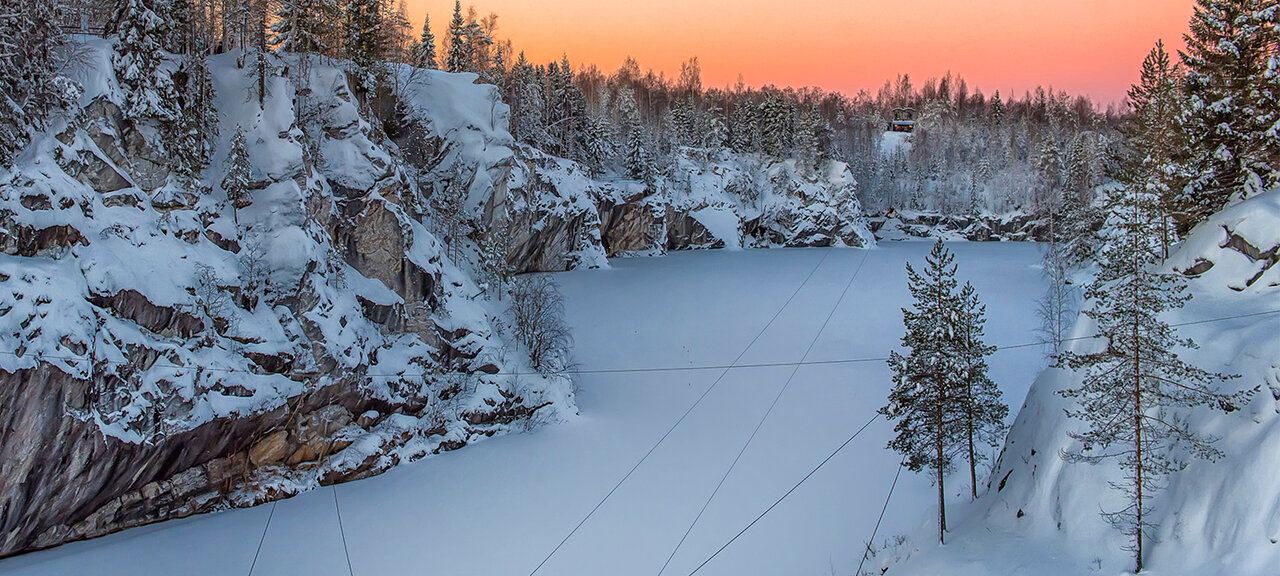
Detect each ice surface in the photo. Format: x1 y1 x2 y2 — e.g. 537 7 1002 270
0 243 1049 576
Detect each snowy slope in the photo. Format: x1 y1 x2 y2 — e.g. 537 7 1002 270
884 190 1280 575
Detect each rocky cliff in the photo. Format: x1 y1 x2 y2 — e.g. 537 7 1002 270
0 44 571 557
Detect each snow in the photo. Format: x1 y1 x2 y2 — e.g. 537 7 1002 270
0 243 1049 576
880 131 912 158
689 206 742 250
887 189 1280 576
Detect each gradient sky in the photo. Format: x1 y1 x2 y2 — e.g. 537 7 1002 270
404 0 1196 106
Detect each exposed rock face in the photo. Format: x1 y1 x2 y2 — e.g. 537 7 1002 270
868 211 1044 242
665 209 724 251
598 198 662 256
335 195 435 306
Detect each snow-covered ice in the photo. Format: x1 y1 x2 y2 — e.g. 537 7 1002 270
0 243 1049 576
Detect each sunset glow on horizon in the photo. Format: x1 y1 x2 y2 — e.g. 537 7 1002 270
403 0 1196 106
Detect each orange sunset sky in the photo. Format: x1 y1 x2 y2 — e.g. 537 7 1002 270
403 0 1197 106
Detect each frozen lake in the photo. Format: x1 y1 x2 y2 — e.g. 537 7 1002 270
0 242 1049 576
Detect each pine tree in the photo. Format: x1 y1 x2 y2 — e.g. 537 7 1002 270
880 239 964 544
411 12 438 69
579 114 615 176
1180 0 1280 225
1056 183 1249 574
222 128 252 219
758 91 793 157
955 281 1006 501
619 88 650 181
728 99 757 153
446 0 469 73
1125 40 1186 260
1033 138 1062 225
702 105 727 149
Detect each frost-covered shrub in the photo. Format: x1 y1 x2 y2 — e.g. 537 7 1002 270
508 275 572 374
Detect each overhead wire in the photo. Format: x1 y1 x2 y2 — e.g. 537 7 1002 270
657 249 872 576
523 249 836 576
684 412 882 576
5 308 1275 378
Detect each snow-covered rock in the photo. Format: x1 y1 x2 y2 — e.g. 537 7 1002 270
0 44 571 557
391 70 873 272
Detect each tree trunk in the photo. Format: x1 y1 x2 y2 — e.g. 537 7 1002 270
936 384 947 544
1131 197 1144 573
1134 317 1143 573
967 326 977 501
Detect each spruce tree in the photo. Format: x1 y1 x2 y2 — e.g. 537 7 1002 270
222 128 252 219
617 88 649 180
1033 138 1062 225
170 51 218 179
1180 0 1280 225
880 239 964 544
411 12 438 69
446 0 469 73
273 0 336 54
111 0 181 124
343 0 383 91
1056 182 1250 573
0 0 76 164
990 90 1004 126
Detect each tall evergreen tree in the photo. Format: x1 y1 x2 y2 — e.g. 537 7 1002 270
1180 0 1280 225
0 0 77 164
955 281 1007 501
343 0 383 90
272 0 336 54
411 12 438 69
880 239 964 544
619 88 650 181
222 128 252 220
1125 40 1186 259
446 0 469 73
1056 182 1250 573
111 0 180 124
